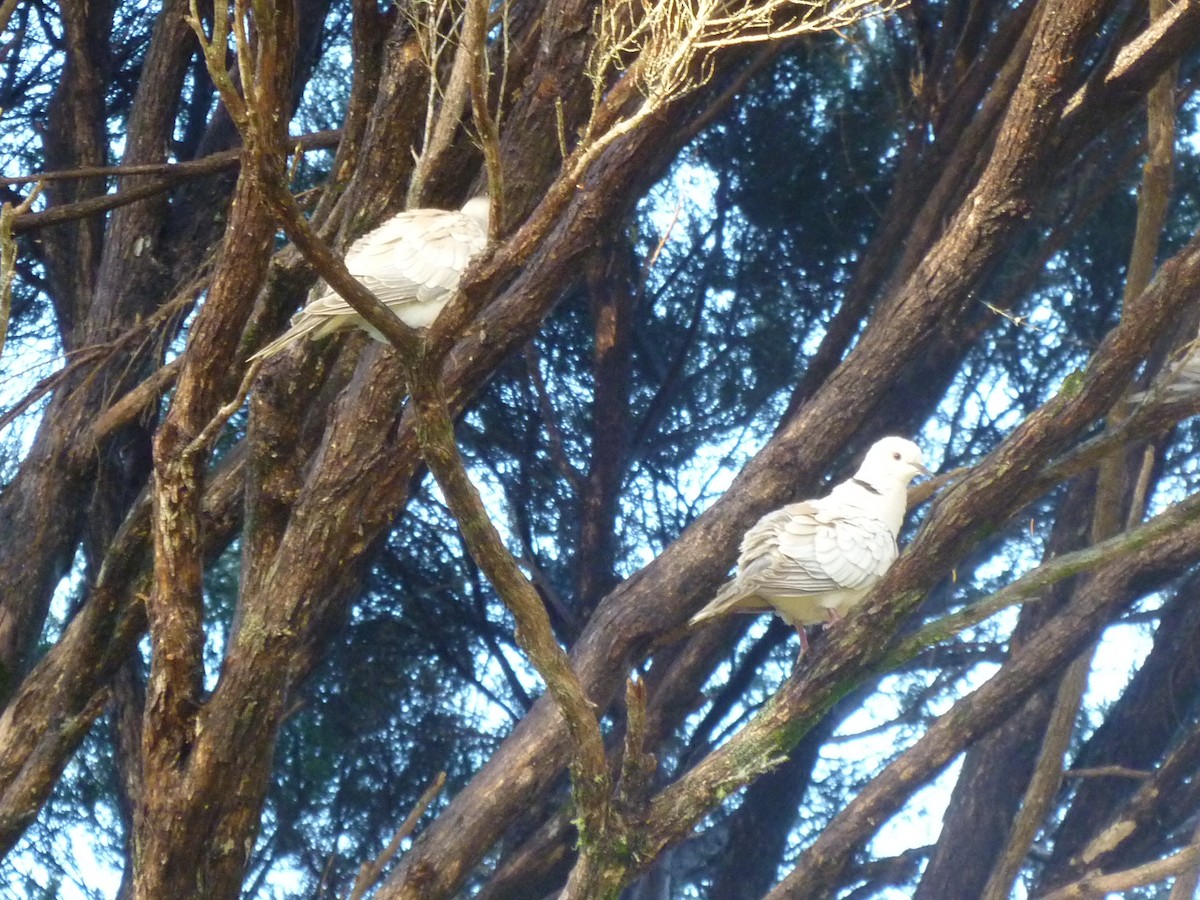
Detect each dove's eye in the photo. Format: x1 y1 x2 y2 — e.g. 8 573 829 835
892 451 901 460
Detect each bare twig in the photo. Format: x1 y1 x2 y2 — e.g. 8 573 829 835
1126 444 1157 528
468 0 504 229
618 677 655 811
84 357 184 448
879 489 1200 670
1168 819 1200 900
183 359 262 458
524 345 585 494
572 0 900 197
402 0 458 179
347 772 448 900
0 131 340 186
407 0 483 205
407 367 611 816
641 194 681 278
1064 765 1153 780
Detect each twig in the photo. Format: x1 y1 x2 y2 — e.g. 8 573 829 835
347 772 447 900
183 359 262 459
1126 444 1157 529
0 130 342 188
8 133 340 235
524 344 585 494
84 358 184 449
405 361 641 897
641 194 681 279
1168 818 1200 900
573 0 898 200
407 0 481 205
467 0 504 231
981 648 1093 900
407 367 611 811
616 677 656 815
879 487 1200 671
1063 765 1153 780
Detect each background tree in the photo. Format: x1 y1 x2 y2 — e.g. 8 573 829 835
1 0 1200 897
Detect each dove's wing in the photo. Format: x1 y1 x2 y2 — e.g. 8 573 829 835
248 208 489 360
303 209 488 319
344 208 489 307
1141 331 1200 401
741 500 895 595
690 500 896 625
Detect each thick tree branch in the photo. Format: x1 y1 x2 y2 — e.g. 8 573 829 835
136 0 297 895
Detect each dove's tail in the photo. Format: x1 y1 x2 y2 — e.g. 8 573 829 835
688 579 754 627
247 314 326 363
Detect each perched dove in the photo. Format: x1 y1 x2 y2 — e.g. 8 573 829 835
249 196 490 361
689 437 929 645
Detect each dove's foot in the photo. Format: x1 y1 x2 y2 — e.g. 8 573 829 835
796 625 809 654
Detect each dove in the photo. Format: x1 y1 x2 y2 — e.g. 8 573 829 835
249 196 490 361
689 436 930 648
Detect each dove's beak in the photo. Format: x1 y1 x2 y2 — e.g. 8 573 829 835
915 463 933 478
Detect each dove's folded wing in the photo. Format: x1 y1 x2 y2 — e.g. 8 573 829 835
741 502 894 594
346 210 488 306
248 204 490 361
690 501 896 625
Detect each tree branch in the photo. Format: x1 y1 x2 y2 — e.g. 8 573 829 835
981 650 1091 900
348 773 447 900
1036 843 1200 900
406 366 618 894
10 131 340 234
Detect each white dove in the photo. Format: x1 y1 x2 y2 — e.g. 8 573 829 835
689 436 929 648
249 196 490 361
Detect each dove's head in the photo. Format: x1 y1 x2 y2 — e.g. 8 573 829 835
857 437 931 487
461 195 491 228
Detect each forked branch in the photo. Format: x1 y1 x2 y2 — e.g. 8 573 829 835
569 0 902 189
